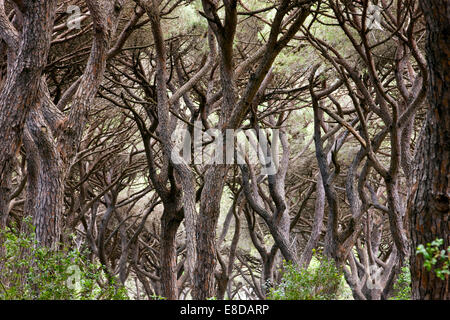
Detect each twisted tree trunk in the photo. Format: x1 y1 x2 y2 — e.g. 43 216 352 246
0 0 58 229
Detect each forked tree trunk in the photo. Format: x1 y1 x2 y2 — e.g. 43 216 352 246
23 0 124 249
0 1 58 226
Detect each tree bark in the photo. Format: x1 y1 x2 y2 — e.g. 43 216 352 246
0 1 58 224
25 95 64 248
23 0 125 248
193 166 228 299
408 0 450 300
160 204 184 300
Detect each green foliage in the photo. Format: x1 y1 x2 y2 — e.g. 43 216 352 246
267 255 343 300
150 294 167 300
389 265 411 300
0 220 128 300
416 238 450 280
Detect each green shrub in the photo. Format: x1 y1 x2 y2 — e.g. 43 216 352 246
389 265 411 300
267 255 343 300
389 239 450 301
0 220 128 300
416 238 450 280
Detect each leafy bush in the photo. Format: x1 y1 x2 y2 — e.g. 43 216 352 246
267 255 343 300
0 220 128 300
416 238 450 280
389 265 411 300
389 239 450 301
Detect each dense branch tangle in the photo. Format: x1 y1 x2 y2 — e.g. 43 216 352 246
0 0 445 300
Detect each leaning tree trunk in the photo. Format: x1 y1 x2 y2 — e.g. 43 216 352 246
408 0 450 300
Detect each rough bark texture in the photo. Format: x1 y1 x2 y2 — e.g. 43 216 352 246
0 168 11 228
24 0 125 248
25 95 64 247
408 0 450 300
193 166 228 299
0 1 57 224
